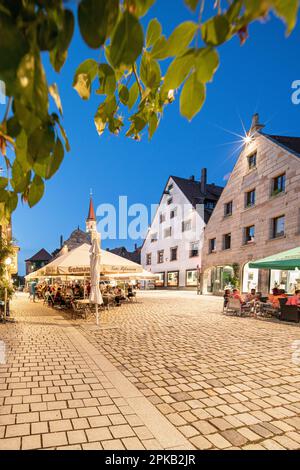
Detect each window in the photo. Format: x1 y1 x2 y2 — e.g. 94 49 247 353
170 207 177 219
205 200 216 211
155 273 165 287
167 197 173 206
272 173 286 196
245 189 256 208
223 233 231 250
164 227 172 238
272 215 285 239
190 242 199 258
224 201 233 217
170 247 178 262
248 152 257 169
157 250 164 264
209 238 216 253
168 183 174 192
186 270 198 287
182 220 192 232
151 233 158 243
167 271 179 287
146 254 151 266
159 213 165 224
244 225 255 244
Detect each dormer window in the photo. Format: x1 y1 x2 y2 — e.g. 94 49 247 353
168 183 174 192
205 200 216 211
248 152 257 170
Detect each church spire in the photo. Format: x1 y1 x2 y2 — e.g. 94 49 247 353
86 191 96 233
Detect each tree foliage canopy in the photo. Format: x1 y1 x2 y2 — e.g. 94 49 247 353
0 0 298 218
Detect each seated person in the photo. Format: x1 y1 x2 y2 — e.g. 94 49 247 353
127 285 135 299
286 290 300 306
231 289 244 304
245 289 256 303
223 289 231 308
54 288 65 306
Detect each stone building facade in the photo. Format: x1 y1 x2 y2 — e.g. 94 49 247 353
201 115 300 295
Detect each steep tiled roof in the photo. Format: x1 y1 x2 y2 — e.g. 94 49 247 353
265 134 300 157
25 249 52 262
171 176 223 206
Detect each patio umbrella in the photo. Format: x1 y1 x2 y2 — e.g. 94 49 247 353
249 247 300 271
89 232 103 325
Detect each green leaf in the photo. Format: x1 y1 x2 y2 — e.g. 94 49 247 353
202 15 230 46
0 12 28 84
140 53 161 89
46 138 64 180
49 83 63 116
6 116 21 139
163 49 195 91
97 64 116 96
28 175 45 208
272 0 299 34
6 191 18 213
11 160 31 193
50 9 74 72
94 105 107 136
128 82 139 110
78 0 119 48
16 52 49 120
52 114 71 152
127 0 156 17
0 177 8 189
148 113 159 139
119 85 130 105
110 12 144 68
184 0 200 11
15 130 30 171
73 59 98 100
27 125 55 167
180 72 206 121
37 16 59 51
195 47 219 83
146 18 162 48
165 22 198 57
151 36 168 59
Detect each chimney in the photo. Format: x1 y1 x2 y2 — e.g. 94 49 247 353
189 175 195 181
60 235 63 248
250 113 265 135
200 168 207 194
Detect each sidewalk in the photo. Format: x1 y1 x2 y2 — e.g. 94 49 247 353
0 294 192 450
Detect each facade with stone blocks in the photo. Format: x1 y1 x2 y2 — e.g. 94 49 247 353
201 116 300 295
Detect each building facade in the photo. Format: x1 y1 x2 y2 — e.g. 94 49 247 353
201 115 300 295
142 170 223 289
25 249 52 275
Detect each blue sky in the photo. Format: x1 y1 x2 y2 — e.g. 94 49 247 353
12 2 300 275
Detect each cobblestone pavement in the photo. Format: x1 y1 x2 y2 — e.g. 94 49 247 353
78 291 300 450
1 292 300 450
0 294 190 450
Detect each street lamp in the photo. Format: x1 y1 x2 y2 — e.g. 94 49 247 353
3 256 12 321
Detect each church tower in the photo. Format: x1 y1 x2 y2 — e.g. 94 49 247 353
86 192 97 234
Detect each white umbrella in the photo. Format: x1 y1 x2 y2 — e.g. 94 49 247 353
89 232 103 325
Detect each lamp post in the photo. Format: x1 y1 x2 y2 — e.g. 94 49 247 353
4 257 12 322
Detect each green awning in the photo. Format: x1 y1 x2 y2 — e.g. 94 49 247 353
249 247 300 270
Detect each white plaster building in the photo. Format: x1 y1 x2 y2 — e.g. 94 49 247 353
141 170 223 289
